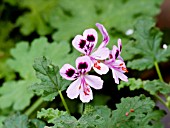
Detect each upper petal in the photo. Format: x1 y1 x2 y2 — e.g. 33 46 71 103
96 23 110 49
66 78 81 99
84 75 103 89
111 45 120 60
76 56 92 73
79 87 93 103
60 64 78 80
91 47 110 60
72 35 87 54
118 38 122 52
83 29 98 51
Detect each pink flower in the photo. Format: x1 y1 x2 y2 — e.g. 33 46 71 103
72 23 110 75
104 39 128 84
60 56 103 103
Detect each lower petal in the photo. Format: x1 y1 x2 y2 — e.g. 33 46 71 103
112 69 128 84
93 61 109 75
84 75 103 89
80 87 93 103
66 78 81 99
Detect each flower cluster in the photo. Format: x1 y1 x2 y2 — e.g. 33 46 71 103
60 23 128 102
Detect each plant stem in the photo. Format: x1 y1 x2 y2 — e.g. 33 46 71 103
24 97 44 116
155 94 170 111
58 90 70 114
154 61 164 82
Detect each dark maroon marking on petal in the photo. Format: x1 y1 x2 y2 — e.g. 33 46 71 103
78 62 88 69
66 68 75 77
79 40 86 49
115 50 119 59
87 35 95 42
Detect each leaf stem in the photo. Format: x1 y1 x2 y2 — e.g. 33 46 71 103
24 97 44 116
154 94 170 111
154 61 164 82
58 90 70 114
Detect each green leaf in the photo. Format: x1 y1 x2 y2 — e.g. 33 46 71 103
0 21 15 80
0 81 34 110
51 0 162 43
15 0 58 35
78 105 112 128
118 78 143 90
37 108 77 128
119 78 170 95
3 113 28 128
0 116 6 128
144 80 170 95
127 18 170 70
3 113 45 128
3 37 77 110
30 56 70 101
112 95 164 128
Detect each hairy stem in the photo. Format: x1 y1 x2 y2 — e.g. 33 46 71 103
58 90 70 114
24 97 44 116
154 61 164 82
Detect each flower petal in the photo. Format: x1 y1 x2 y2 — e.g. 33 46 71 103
83 28 98 50
72 35 87 54
79 87 93 103
118 38 122 52
112 69 128 84
66 78 81 99
96 23 110 49
93 61 109 75
91 47 109 60
60 64 78 80
111 45 120 60
76 56 92 73
84 75 103 89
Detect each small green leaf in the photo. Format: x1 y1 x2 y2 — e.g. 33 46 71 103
37 108 77 128
119 78 170 95
118 78 143 90
30 56 70 101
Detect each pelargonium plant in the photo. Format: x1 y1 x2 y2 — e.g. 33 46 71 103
60 23 128 103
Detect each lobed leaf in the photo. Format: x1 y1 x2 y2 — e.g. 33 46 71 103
30 56 70 101
3 113 45 128
127 18 170 70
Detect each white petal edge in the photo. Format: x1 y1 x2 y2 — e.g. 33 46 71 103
66 78 81 99
84 75 103 89
72 35 87 54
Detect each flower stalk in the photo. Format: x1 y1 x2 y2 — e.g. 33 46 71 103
58 90 70 114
